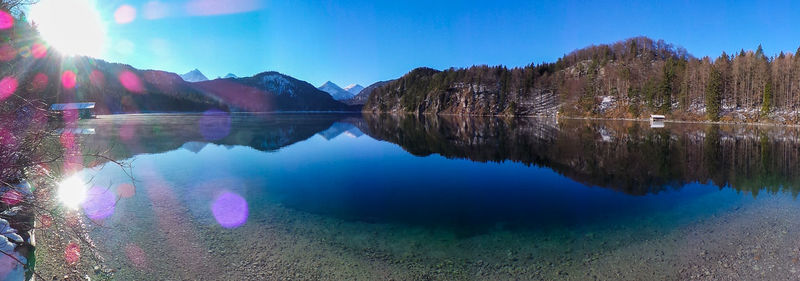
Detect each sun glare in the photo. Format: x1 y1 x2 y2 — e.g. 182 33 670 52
57 176 88 209
29 0 107 57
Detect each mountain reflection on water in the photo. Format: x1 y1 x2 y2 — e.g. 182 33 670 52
79 113 800 199
78 114 800 201
57 113 800 280
66 113 800 232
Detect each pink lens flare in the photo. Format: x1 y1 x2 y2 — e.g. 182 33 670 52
117 183 136 198
0 76 17 101
0 127 15 148
60 131 75 149
211 191 248 229
39 214 53 228
61 71 77 89
82 186 117 220
114 5 137 24
119 70 144 93
64 242 80 265
89 70 105 88
31 73 49 92
125 244 149 268
0 189 23 206
118 122 137 141
62 154 84 175
31 43 47 58
143 1 169 20
199 110 231 141
185 0 261 16
0 44 15 61
0 10 12 29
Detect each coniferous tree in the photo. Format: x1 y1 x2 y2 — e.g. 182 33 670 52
706 67 723 121
762 79 773 115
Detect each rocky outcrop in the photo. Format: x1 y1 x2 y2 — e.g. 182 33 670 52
363 67 559 116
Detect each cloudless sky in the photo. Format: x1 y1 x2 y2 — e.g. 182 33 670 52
54 0 800 87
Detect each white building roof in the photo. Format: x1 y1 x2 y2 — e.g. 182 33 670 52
50 102 96 111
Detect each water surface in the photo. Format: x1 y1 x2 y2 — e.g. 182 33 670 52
51 113 800 280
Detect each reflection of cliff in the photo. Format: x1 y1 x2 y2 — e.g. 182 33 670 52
357 114 800 196
78 114 353 163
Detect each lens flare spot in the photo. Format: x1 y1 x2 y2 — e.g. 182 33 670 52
0 127 15 148
118 70 144 93
186 0 261 16
211 191 248 229
199 110 231 141
60 131 75 149
0 76 17 101
31 43 48 58
39 214 53 228
64 242 80 265
57 176 88 209
0 190 23 206
114 5 137 24
124 244 148 268
0 10 12 29
143 1 169 20
89 70 104 88
118 122 136 141
116 183 135 198
32 73 49 92
82 186 116 220
0 44 16 61
61 71 77 89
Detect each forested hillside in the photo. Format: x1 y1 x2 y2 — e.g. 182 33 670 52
365 37 800 123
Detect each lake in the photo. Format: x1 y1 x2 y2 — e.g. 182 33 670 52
44 113 800 280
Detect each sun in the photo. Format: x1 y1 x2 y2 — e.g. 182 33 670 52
29 0 107 57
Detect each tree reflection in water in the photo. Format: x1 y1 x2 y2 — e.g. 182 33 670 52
358 114 800 197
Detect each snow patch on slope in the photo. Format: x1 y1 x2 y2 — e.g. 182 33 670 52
260 74 295 97
343 84 364 95
318 81 353 100
180 69 209 82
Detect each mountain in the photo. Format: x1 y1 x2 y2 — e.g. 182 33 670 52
6 55 226 114
343 84 364 95
223 73 238 79
344 80 393 105
180 69 209 82
191 72 354 112
318 81 354 101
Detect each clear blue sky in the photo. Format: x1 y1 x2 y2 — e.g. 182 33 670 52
82 0 800 87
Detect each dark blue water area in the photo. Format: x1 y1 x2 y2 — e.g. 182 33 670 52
83 122 751 237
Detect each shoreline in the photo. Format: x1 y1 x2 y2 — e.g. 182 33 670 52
359 110 800 127
87 110 800 128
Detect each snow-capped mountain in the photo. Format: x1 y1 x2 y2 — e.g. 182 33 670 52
180 69 209 82
318 81 354 100
191 71 352 112
344 80 393 105
343 84 364 95
223 73 238 79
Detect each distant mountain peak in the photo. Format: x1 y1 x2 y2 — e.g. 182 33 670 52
224 73 238 79
343 84 365 95
318 81 354 100
180 69 209 82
